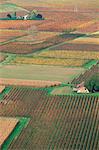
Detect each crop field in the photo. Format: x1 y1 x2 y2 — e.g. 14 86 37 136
37 50 99 60
0 64 85 83
0 78 61 88
38 20 88 32
68 37 99 44
12 56 88 67
0 87 98 150
15 31 60 44
0 20 43 30
49 43 99 51
77 21 99 33
0 117 19 147
0 29 26 43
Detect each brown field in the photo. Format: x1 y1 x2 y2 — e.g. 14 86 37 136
0 78 61 87
49 43 99 51
0 42 37 54
0 20 43 30
77 21 99 33
0 117 19 147
0 29 26 43
0 85 5 93
38 20 89 32
15 32 60 44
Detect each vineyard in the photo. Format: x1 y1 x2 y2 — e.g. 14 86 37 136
0 87 98 150
72 63 99 84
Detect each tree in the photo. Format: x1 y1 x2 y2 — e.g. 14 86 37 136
85 74 99 92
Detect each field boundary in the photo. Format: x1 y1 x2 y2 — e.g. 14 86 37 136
0 86 12 101
1 117 30 150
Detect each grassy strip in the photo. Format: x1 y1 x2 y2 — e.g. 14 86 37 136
0 86 12 101
83 60 98 69
1 117 30 150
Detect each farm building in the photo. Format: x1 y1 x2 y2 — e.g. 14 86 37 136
73 82 89 93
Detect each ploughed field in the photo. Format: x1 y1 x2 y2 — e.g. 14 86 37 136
0 87 98 150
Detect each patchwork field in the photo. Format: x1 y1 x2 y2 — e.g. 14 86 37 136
0 33 84 54
0 2 99 149
0 117 19 147
0 64 85 83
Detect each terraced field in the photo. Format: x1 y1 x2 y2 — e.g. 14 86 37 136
0 87 98 150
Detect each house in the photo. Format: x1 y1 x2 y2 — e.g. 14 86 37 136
77 87 89 93
73 82 89 93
